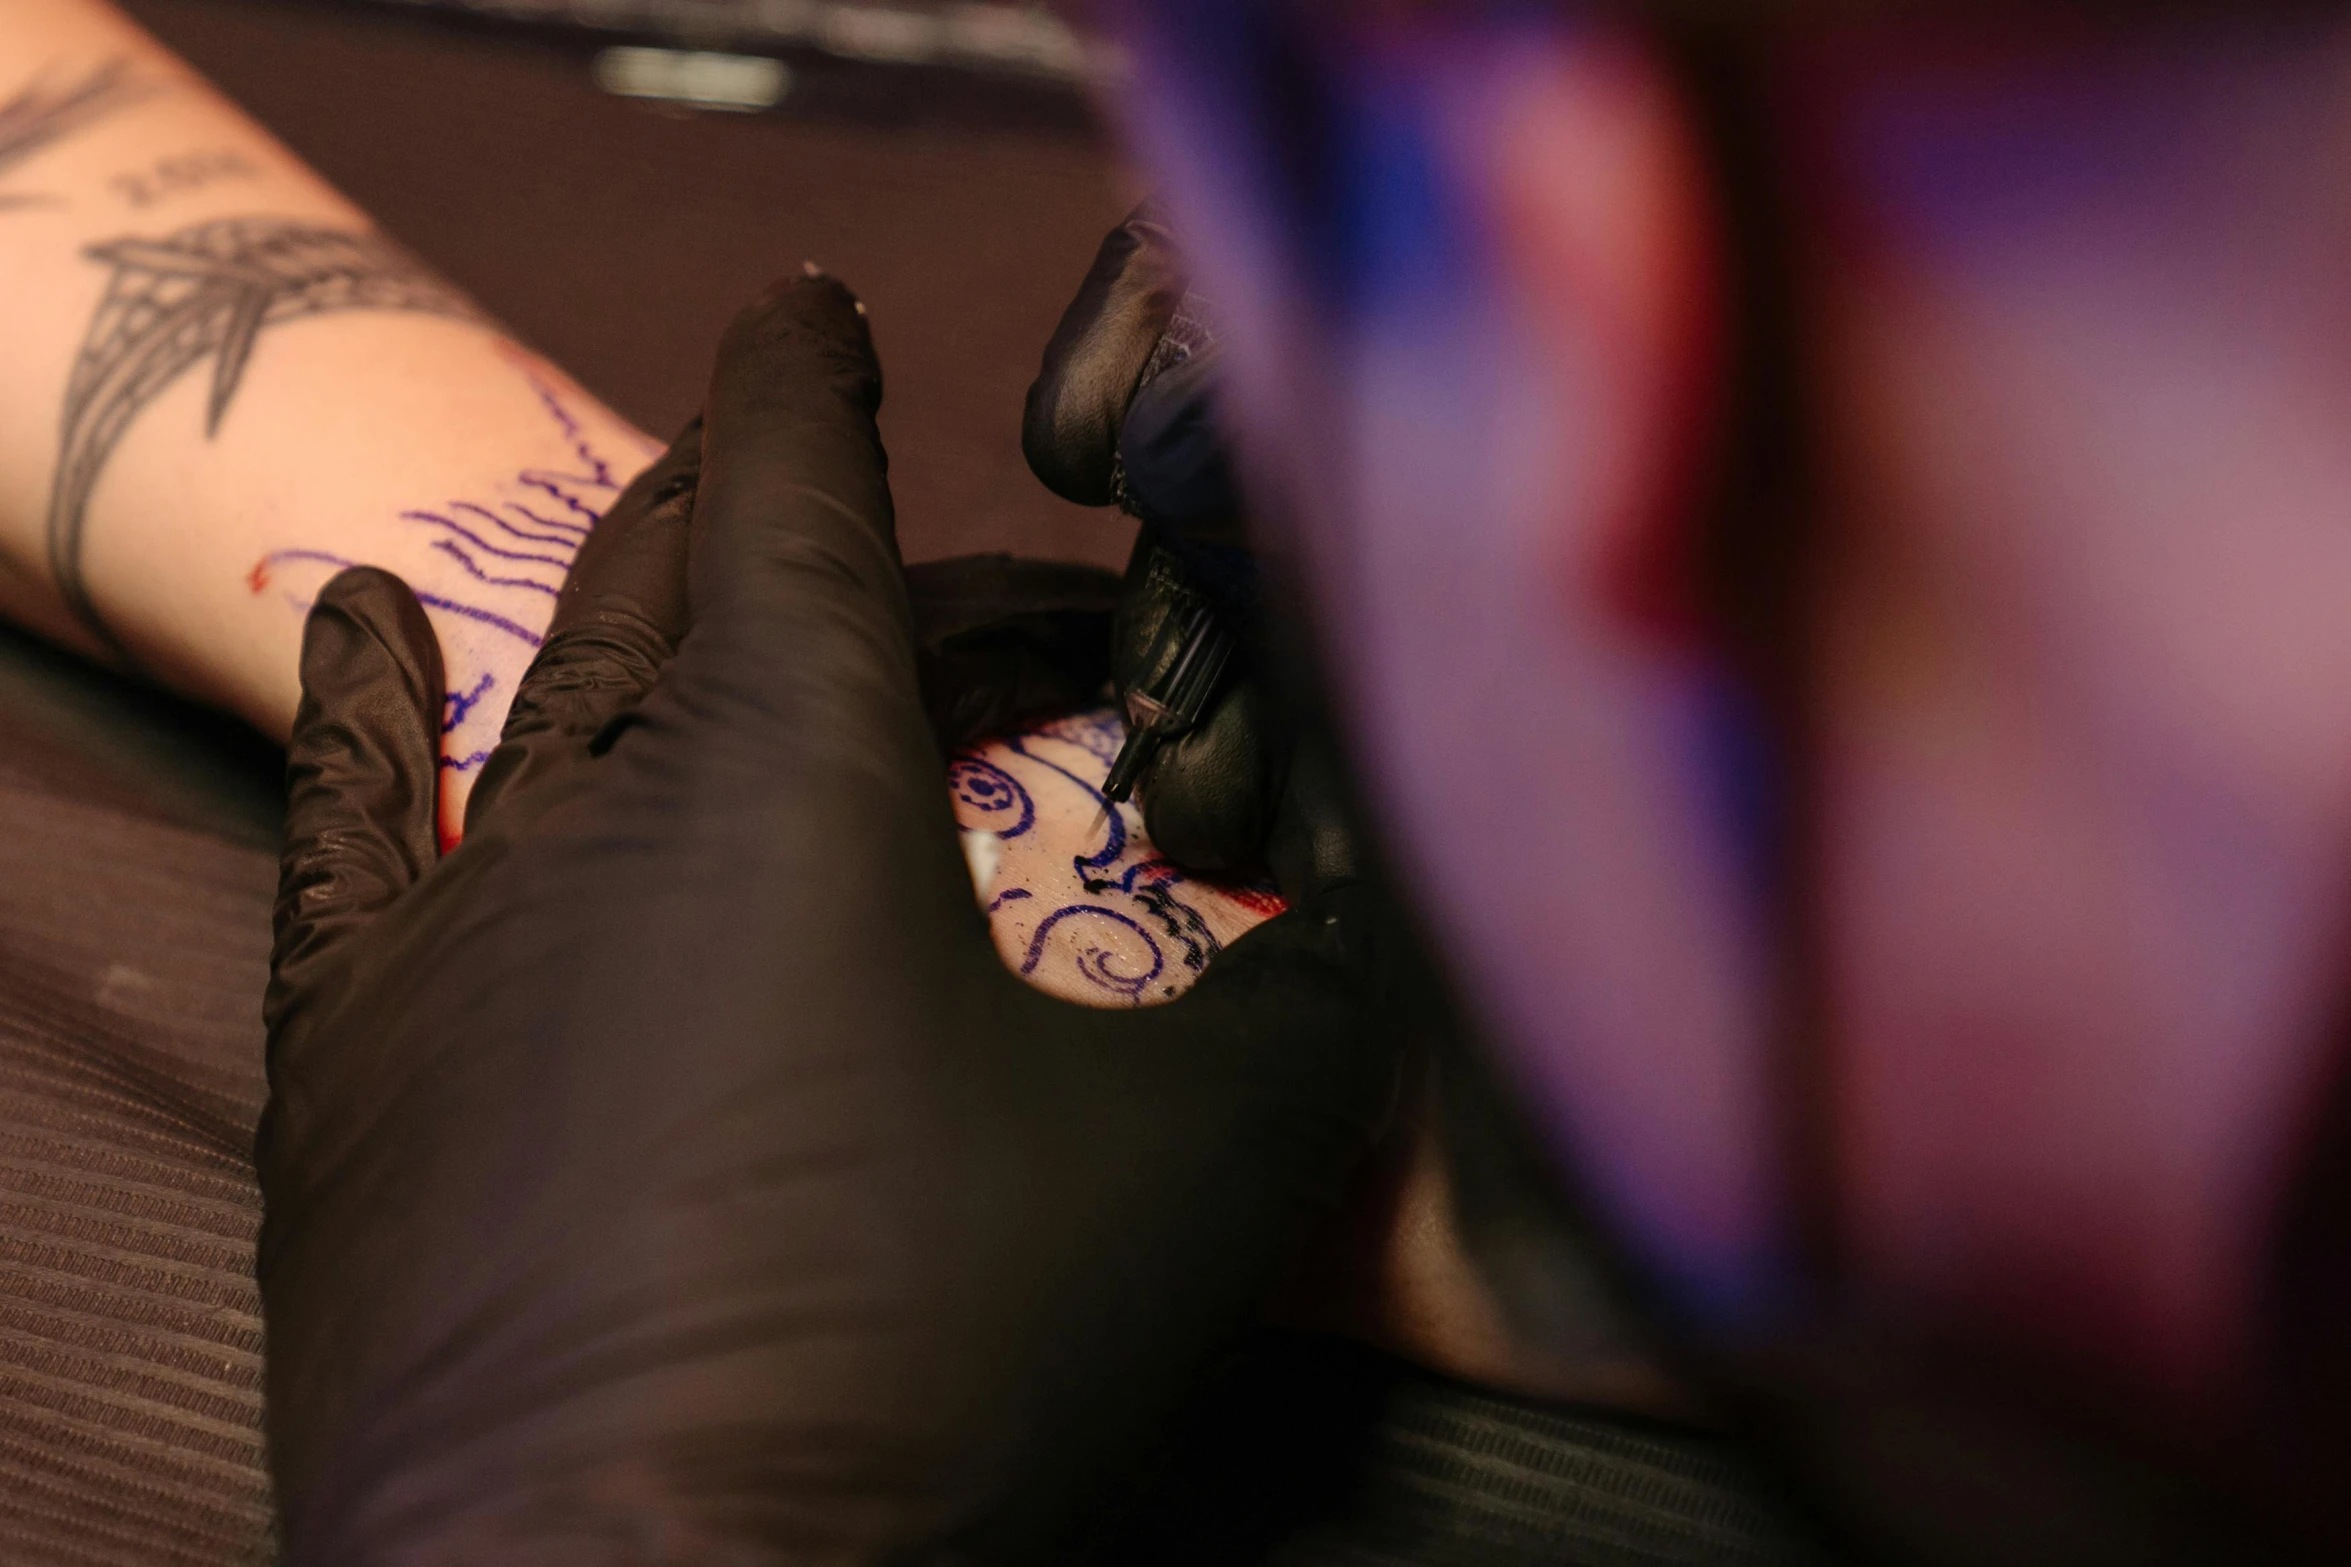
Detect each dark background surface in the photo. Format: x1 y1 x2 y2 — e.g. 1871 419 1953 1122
0 7 1134 1560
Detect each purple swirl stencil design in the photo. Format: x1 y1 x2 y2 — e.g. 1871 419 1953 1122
247 359 631 792
948 756 1036 839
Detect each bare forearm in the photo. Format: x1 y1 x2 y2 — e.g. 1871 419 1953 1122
0 0 658 835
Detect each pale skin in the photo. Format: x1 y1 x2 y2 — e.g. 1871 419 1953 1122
0 0 1668 1408
0 0 659 842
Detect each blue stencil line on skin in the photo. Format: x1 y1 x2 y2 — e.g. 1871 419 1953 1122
448 499 580 547
405 509 577 570
947 755 1036 839
250 362 627 775
966 713 1241 1006
1019 904 1166 999
1005 733 1126 870
429 538 564 597
443 670 495 728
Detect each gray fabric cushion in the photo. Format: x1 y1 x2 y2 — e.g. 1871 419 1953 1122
0 630 281 1565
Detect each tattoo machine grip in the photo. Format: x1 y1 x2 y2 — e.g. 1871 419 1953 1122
1100 290 1248 807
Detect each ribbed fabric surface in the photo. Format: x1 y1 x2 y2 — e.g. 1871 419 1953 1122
1114 1329 1840 1567
0 660 1845 1567
1278 1378 1835 1567
0 666 279 1566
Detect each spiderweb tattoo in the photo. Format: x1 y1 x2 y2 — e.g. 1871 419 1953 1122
47 216 481 648
0 58 149 210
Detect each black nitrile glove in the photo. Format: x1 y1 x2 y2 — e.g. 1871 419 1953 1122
1025 207 1340 888
903 552 1120 749
257 274 1403 1563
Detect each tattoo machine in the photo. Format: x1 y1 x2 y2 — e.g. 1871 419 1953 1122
1101 558 1239 804
1100 290 1248 808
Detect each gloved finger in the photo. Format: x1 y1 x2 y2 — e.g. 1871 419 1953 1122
1262 726 1364 904
463 418 701 835
1116 335 1245 541
1110 537 1287 876
1024 204 1186 506
678 270 913 731
1136 693 1363 901
1033 881 1405 1360
1135 674 1283 877
905 554 1119 749
265 566 444 1039
1130 877 1398 1135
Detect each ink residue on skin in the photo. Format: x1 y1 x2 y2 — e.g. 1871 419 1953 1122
954 707 1283 1007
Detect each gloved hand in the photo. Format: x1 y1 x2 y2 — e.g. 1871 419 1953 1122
901 551 1120 749
1025 207 1347 890
256 274 1403 1563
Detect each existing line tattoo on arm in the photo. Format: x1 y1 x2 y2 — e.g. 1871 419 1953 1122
0 58 150 210
110 147 259 210
47 216 482 649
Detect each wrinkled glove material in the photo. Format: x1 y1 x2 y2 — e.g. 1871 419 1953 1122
257 274 1403 1565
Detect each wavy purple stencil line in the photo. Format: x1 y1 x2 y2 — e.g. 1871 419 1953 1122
247 366 631 779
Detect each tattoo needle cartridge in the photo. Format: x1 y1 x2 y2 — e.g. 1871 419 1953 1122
1101 586 1237 807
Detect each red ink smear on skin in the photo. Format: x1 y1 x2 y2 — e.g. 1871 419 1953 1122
246 558 271 593
1223 886 1289 919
